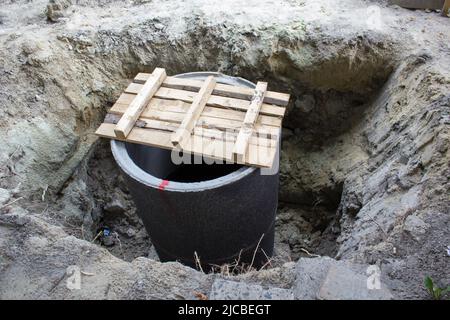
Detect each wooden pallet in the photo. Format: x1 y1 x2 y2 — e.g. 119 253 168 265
95 68 290 168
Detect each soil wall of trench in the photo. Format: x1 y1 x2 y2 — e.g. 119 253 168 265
0 0 449 300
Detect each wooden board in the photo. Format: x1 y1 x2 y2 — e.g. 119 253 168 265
114 68 166 138
233 81 267 163
104 113 276 147
109 100 281 138
171 76 216 148
95 68 290 168
111 98 282 127
123 86 285 117
443 0 450 16
133 73 290 106
97 123 277 168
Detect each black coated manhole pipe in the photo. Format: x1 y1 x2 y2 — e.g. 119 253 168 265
111 72 280 270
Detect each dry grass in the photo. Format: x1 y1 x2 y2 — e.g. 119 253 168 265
194 233 285 276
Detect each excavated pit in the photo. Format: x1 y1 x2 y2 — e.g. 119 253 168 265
53 64 388 270
2 16 403 280
43 20 399 269
67 25 396 268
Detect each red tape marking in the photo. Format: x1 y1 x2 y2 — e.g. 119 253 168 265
158 179 169 190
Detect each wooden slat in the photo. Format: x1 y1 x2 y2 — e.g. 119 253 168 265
113 96 282 127
133 73 290 106
114 97 281 127
121 87 285 117
148 98 281 127
443 0 450 16
171 76 216 148
233 82 267 162
96 123 276 168
114 68 166 138
104 113 275 146
109 102 279 138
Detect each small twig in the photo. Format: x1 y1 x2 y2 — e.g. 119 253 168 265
194 251 204 273
209 263 222 273
366 211 389 240
49 272 66 293
4 146 21 164
248 233 265 272
0 196 24 210
112 232 124 259
300 248 320 258
91 230 103 243
260 260 272 270
259 248 273 270
222 264 230 277
231 249 243 274
12 182 21 196
41 185 48 202
39 204 49 215
194 291 208 300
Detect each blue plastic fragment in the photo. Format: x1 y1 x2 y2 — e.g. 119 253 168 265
103 227 111 236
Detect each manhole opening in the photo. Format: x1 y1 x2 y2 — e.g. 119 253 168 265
125 142 244 183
